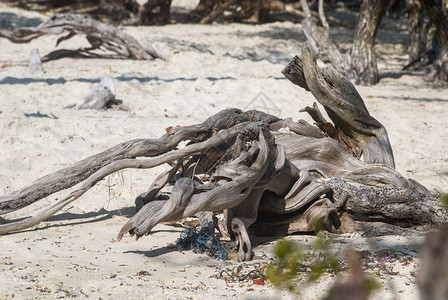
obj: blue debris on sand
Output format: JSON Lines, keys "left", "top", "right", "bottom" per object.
{"left": 176, "top": 227, "right": 229, "bottom": 261}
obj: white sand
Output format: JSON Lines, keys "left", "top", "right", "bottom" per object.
{"left": 0, "top": 3, "right": 447, "bottom": 299}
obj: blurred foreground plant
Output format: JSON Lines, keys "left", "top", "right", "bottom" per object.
{"left": 266, "top": 226, "right": 380, "bottom": 299}
{"left": 265, "top": 233, "right": 341, "bottom": 293}
{"left": 439, "top": 193, "right": 448, "bottom": 212}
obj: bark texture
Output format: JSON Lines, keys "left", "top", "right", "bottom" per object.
{"left": 298, "top": 0, "right": 388, "bottom": 86}
{"left": 1, "top": 45, "right": 446, "bottom": 262}
{"left": 2, "top": 0, "right": 140, "bottom": 24}
{"left": 406, "top": 0, "right": 424, "bottom": 64}
{"left": 419, "top": 0, "right": 448, "bottom": 81}
{"left": 350, "top": 0, "right": 389, "bottom": 85}
{"left": 77, "top": 74, "right": 116, "bottom": 110}
{"left": 0, "top": 13, "right": 165, "bottom": 60}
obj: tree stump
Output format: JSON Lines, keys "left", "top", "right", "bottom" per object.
{"left": 28, "top": 48, "right": 44, "bottom": 76}
{"left": 0, "top": 45, "right": 446, "bottom": 262}
{"left": 77, "top": 74, "right": 116, "bottom": 110}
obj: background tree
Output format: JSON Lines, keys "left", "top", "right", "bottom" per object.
{"left": 3, "top": 0, "right": 448, "bottom": 83}
{"left": 409, "top": 0, "right": 448, "bottom": 81}
{"left": 350, "top": 0, "right": 389, "bottom": 85}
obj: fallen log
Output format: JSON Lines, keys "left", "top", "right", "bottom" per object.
{"left": 2, "top": 0, "right": 140, "bottom": 24}
{"left": 0, "top": 44, "right": 446, "bottom": 262}
{"left": 0, "top": 13, "right": 166, "bottom": 60}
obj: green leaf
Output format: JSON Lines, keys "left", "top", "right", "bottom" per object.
{"left": 313, "top": 217, "right": 326, "bottom": 233}
{"left": 366, "top": 276, "right": 381, "bottom": 293}
{"left": 439, "top": 193, "right": 448, "bottom": 211}
{"left": 312, "top": 236, "right": 326, "bottom": 251}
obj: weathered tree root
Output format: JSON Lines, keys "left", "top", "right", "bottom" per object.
{"left": 0, "top": 13, "right": 166, "bottom": 60}
{"left": 1, "top": 45, "right": 446, "bottom": 262}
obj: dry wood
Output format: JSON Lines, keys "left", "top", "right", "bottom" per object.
{"left": 329, "top": 178, "right": 448, "bottom": 224}
{"left": 0, "top": 45, "right": 446, "bottom": 262}
{"left": 0, "top": 108, "right": 249, "bottom": 215}
{"left": 317, "top": 0, "right": 329, "bottom": 36}
{"left": 77, "top": 74, "right": 116, "bottom": 110}
{"left": 2, "top": 0, "right": 140, "bottom": 24}
{"left": 117, "top": 123, "right": 276, "bottom": 244}
{"left": 282, "top": 45, "right": 395, "bottom": 168}
{"left": 28, "top": 48, "right": 44, "bottom": 75}
{"left": 299, "top": 0, "right": 352, "bottom": 77}
{"left": 0, "top": 13, "right": 165, "bottom": 60}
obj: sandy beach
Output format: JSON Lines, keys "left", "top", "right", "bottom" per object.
{"left": 0, "top": 2, "right": 447, "bottom": 299}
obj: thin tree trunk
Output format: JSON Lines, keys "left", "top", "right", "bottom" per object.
{"left": 318, "top": 0, "right": 329, "bottom": 36}
{"left": 200, "top": 0, "right": 241, "bottom": 24}
{"left": 420, "top": 0, "right": 448, "bottom": 81}
{"left": 350, "top": 0, "right": 389, "bottom": 85}
{"left": 406, "top": 0, "right": 424, "bottom": 63}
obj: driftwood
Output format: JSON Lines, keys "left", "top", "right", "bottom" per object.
{"left": 282, "top": 43, "right": 395, "bottom": 168}
{"left": 28, "top": 48, "right": 44, "bottom": 75}
{"left": 1, "top": 45, "right": 447, "bottom": 261}
{"left": 2, "top": 0, "right": 141, "bottom": 25}
{"left": 299, "top": 0, "right": 387, "bottom": 86}
{"left": 0, "top": 13, "right": 165, "bottom": 61}
{"left": 299, "top": 0, "right": 353, "bottom": 78}
{"left": 77, "top": 74, "right": 116, "bottom": 110}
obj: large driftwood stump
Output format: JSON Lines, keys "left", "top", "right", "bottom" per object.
{"left": 0, "top": 45, "right": 446, "bottom": 262}
{"left": 0, "top": 13, "right": 165, "bottom": 60}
